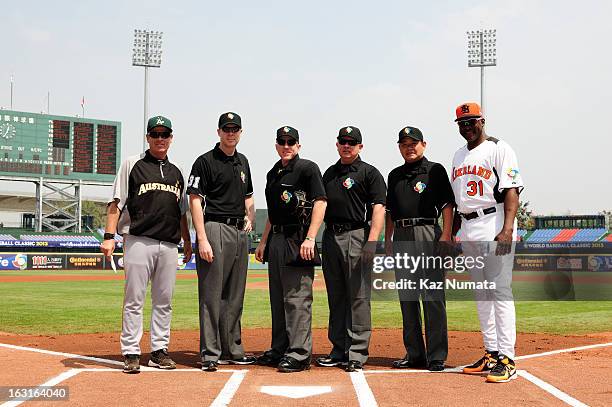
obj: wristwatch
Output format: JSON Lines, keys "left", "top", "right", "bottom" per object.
{"left": 103, "top": 232, "right": 115, "bottom": 241}
{"left": 305, "top": 236, "right": 315, "bottom": 241}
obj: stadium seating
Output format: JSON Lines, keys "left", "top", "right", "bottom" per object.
{"left": 551, "top": 228, "right": 579, "bottom": 242}
{"left": 569, "top": 228, "right": 607, "bottom": 242}
{"left": 0, "top": 234, "right": 17, "bottom": 241}
{"left": 525, "top": 228, "right": 562, "bottom": 242}
{"left": 606, "top": 234, "right": 612, "bottom": 242}
{"left": 20, "top": 234, "right": 100, "bottom": 243}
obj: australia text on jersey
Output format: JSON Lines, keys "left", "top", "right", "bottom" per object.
{"left": 138, "top": 182, "right": 182, "bottom": 200}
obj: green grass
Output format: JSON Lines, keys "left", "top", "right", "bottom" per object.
{"left": 0, "top": 270, "right": 611, "bottom": 335}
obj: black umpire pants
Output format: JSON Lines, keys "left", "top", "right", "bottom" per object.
{"left": 322, "top": 227, "right": 371, "bottom": 364}
{"left": 393, "top": 224, "right": 448, "bottom": 364}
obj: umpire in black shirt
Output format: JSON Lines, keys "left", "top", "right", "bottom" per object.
{"left": 385, "top": 126, "right": 454, "bottom": 372}
{"left": 317, "top": 126, "right": 386, "bottom": 372}
{"left": 187, "top": 112, "right": 256, "bottom": 371}
{"left": 254, "top": 126, "right": 327, "bottom": 373}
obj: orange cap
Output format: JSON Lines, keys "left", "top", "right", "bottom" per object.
{"left": 455, "top": 102, "right": 483, "bottom": 121}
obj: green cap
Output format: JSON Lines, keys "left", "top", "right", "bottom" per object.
{"left": 147, "top": 115, "right": 172, "bottom": 132}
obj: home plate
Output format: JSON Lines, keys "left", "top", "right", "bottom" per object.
{"left": 260, "top": 385, "right": 333, "bottom": 399}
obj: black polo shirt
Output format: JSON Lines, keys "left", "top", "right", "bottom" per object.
{"left": 187, "top": 143, "right": 253, "bottom": 217}
{"left": 265, "top": 155, "right": 326, "bottom": 225}
{"left": 322, "top": 156, "right": 386, "bottom": 224}
{"left": 386, "top": 157, "right": 454, "bottom": 220}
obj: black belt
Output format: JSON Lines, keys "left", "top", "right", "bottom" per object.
{"left": 271, "top": 224, "right": 302, "bottom": 234}
{"left": 394, "top": 218, "right": 437, "bottom": 228}
{"left": 205, "top": 214, "right": 245, "bottom": 229}
{"left": 326, "top": 221, "right": 367, "bottom": 234}
{"left": 459, "top": 206, "right": 497, "bottom": 220}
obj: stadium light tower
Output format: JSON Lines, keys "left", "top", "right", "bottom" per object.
{"left": 467, "top": 29, "right": 496, "bottom": 114}
{"left": 132, "top": 29, "right": 163, "bottom": 152}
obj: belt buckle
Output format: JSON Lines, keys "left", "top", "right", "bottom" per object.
{"left": 272, "top": 225, "right": 280, "bottom": 233}
{"left": 401, "top": 219, "right": 412, "bottom": 228}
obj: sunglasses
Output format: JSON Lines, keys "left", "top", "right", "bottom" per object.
{"left": 457, "top": 118, "right": 482, "bottom": 127}
{"left": 338, "top": 139, "right": 359, "bottom": 146}
{"left": 276, "top": 138, "right": 297, "bottom": 146}
{"left": 222, "top": 126, "right": 241, "bottom": 133}
{"left": 148, "top": 131, "right": 172, "bottom": 139}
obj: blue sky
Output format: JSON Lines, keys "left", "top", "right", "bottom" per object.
{"left": 2, "top": 0, "right": 611, "bottom": 215}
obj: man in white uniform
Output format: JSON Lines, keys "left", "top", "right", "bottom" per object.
{"left": 450, "top": 103, "right": 524, "bottom": 383}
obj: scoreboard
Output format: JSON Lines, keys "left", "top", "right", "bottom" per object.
{"left": 0, "top": 110, "right": 121, "bottom": 183}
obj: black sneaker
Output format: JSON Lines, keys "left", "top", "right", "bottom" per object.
{"left": 391, "top": 358, "right": 427, "bottom": 369}
{"left": 148, "top": 349, "right": 176, "bottom": 370}
{"left": 428, "top": 360, "right": 445, "bottom": 372}
{"left": 123, "top": 354, "right": 140, "bottom": 374}
{"left": 315, "top": 355, "right": 347, "bottom": 367}
{"left": 463, "top": 350, "right": 498, "bottom": 374}
{"left": 218, "top": 356, "right": 257, "bottom": 365}
{"left": 256, "top": 352, "right": 282, "bottom": 367}
{"left": 201, "top": 360, "right": 218, "bottom": 372}
{"left": 277, "top": 356, "right": 311, "bottom": 373}
{"left": 486, "top": 355, "right": 517, "bottom": 383}
{"left": 345, "top": 360, "right": 363, "bottom": 372}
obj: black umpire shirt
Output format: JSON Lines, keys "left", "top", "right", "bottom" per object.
{"left": 322, "top": 156, "right": 387, "bottom": 224}
{"left": 187, "top": 143, "right": 253, "bottom": 217}
{"left": 265, "top": 155, "right": 326, "bottom": 225}
{"left": 386, "top": 157, "right": 454, "bottom": 220}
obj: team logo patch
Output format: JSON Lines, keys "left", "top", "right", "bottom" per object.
{"left": 281, "top": 190, "right": 292, "bottom": 203}
{"left": 346, "top": 127, "right": 352, "bottom": 133}
{"left": 413, "top": 181, "right": 426, "bottom": 193}
{"left": 156, "top": 116, "right": 165, "bottom": 125}
{"left": 461, "top": 104, "right": 470, "bottom": 113}
{"left": 240, "top": 171, "right": 246, "bottom": 183}
{"left": 284, "top": 126, "right": 290, "bottom": 133}
{"left": 507, "top": 168, "right": 520, "bottom": 180}
{"left": 12, "top": 254, "right": 27, "bottom": 270}
{"left": 343, "top": 177, "right": 355, "bottom": 189}
{"left": 227, "top": 113, "right": 234, "bottom": 119}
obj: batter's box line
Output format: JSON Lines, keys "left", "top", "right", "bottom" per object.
{"left": 0, "top": 343, "right": 247, "bottom": 373}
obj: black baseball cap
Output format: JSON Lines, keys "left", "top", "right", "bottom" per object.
{"left": 338, "top": 126, "right": 362, "bottom": 143}
{"left": 398, "top": 126, "right": 424, "bottom": 142}
{"left": 276, "top": 126, "right": 299, "bottom": 141}
{"left": 218, "top": 112, "right": 242, "bottom": 129}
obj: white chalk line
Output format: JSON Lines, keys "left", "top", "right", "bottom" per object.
{"left": 515, "top": 341, "right": 612, "bottom": 361}
{"left": 519, "top": 370, "right": 588, "bottom": 407}
{"left": 1, "top": 368, "right": 81, "bottom": 407}
{"left": 0, "top": 342, "right": 122, "bottom": 366}
{"left": 210, "top": 370, "right": 247, "bottom": 407}
{"left": 350, "top": 370, "right": 378, "bottom": 407}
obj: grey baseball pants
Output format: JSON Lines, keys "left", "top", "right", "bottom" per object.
{"left": 121, "top": 234, "right": 178, "bottom": 355}
{"left": 196, "top": 221, "right": 249, "bottom": 362}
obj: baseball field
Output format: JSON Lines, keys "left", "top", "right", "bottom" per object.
{"left": 1, "top": 268, "right": 611, "bottom": 406}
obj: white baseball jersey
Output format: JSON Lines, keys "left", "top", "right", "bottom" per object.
{"left": 451, "top": 137, "right": 524, "bottom": 214}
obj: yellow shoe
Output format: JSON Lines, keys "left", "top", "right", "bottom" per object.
{"left": 486, "top": 355, "right": 517, "bottom": 383}
{"left": 463, "top": 351, "right": 498, "bottom": 374}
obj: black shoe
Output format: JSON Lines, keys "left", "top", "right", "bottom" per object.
{"left": 201, "top": 360, "right": 218, "bottom": 372}
{"left": 428, "top": 360, "right": 445, "bottom": 372}
{"left": 123, "top": 354, "right": 140, "bottom": 374}
{"left": 277, "top": 356, "right": 311, "bottom": 373}
{"left": 257, "top": 352, "right": 282, "bottom": 367}
{"left": 345, "top": 360, "right": 363, "bottom": 372}
{"left": 391, "top": 358, "right": 427, "bottom": 369}
{"left": 218, "top": 355, "right": 257, "bottom": 365}
{"left": 148, "top": 349, "right": 176, "bottom": 370}
{"left": 315, "top": 355, "right": 347, "bottom": 367}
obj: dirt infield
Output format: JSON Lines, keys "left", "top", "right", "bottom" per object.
{"left": 1, "top": 329, "right": 610, "bottom": 406}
